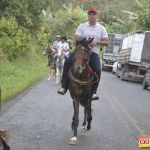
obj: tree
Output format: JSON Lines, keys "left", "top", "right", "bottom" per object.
{"left": 2, "top": 0, "right": 50, "bottom": 32}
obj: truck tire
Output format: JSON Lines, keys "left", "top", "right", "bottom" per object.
{"left": 117, "top": 72, "right": 120, "bottom": 78}
{"left": 143, "top": 80, "right": 148, "bottom": 89}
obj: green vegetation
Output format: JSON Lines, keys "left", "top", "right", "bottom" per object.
{"left": 0, "top": 52, "right": 47, "bottom": 102}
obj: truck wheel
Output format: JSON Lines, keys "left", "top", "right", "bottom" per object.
{"left": 117, "top": 73, "right": 120, "bottom": 78}
{"left": 143, "top": 80, "right": 148, "bottom": 89}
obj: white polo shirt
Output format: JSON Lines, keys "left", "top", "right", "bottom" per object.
{"left": 75, "top": 22, "right": 108, "bottom": 54}
{"left": 52, "top": 40, "right": 60, "bottom": 49}
{"left": 58, "top": 41, "right": 69, "bottom": 56}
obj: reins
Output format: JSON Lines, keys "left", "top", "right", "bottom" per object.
{"left": 69, "top": 66, "right": 99, "bottom": 86}
{"left": 69, "top": 37, "right": 100, "bottom": 85}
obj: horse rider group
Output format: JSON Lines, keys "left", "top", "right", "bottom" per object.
{"left": 51, "top": 35, "right": 71, "bottom": 68}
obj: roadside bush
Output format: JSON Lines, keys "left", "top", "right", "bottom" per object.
{"left": 0, "top": 17, "right": 32, "bottom": 61}
{"left": 36, "top": 26, "right": 49, "bottom": 47}
{"left": 137, "top": 6, "right": 150, "bottom": 30}
{"left": 0, "top": 48, "right": 8, "bottom": 68}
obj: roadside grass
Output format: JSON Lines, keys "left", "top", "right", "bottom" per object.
{"left": 0, "top": 53, "right": 48, "bottom": 102}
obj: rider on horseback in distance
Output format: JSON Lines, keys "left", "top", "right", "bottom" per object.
{"left": 58, "top": 7, "right": 109, "bottom": 100}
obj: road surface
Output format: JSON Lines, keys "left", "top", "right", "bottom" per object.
{"left": 0, "top": 71, "right": 150, "bottom": 150}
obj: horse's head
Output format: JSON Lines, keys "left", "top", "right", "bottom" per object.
{"left": 43, "top": 45, "right": 54, "bottom": 56}
{"left": 72, "top": 38, "right": 94, "bottom": 75}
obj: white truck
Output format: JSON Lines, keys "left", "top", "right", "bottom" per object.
{"left": 118, "top": 31, "right": 150, "bottom": 82}
{"left": 102, "top": 33, "right": 123, "bottom": 71}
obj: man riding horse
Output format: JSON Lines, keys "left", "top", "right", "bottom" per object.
{"left": 58, "top": 36, "right": 70, "bottom": 58}
{"left": 52, "top": 35, "right": 61, "bottom": 68}
{"left": 55, "top": 36, "right": 70, "bottom": 84}
{"left": 58, "top": 7, "right": 109, "bottom": 100}
{"left": 52, "top": 35, "right": 61, "bottom": 50}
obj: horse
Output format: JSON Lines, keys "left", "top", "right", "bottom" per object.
{"left": 43, "top": 45, "right": 56, "bottom": 80}
{"left": 0, "top": 130, "right": 10, "bottom": 150}
{"left": 68, "top": 38, "right": 95, "bottom": 145}
{"left": 55, "top": 47, "right": 65, "bottom": 84}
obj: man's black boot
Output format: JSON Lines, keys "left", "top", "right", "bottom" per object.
{"left": 57, "top": 87, "right": 67, "bottom": 95}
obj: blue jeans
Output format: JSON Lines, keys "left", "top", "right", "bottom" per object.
{"left": 61, "top": 52, "right": 101, "bottom": 94}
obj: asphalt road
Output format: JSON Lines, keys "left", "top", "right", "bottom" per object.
{"left": 0, "top": 71, "right": 150, "bottom": 150}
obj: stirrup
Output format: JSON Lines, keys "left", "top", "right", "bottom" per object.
{"left": 57, "top": 87, "right": 67, "bottom": 95}
{"left": 92, "top": 93, "right": 99, "bottom": 100}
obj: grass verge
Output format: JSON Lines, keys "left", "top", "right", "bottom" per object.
{"left": 0, "top": 53, "right": 48, "bottom": 103}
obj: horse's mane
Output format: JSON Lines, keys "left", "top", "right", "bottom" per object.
{"left": 45, "top": 46, "right": 55, "bottom": 55}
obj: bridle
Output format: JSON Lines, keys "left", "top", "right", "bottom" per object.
{"left": 69, "top": 38, "right": 99, "bottom": 85}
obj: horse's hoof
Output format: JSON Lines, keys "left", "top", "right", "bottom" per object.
{"left": 68, "top": 136, "right": 77, "bottom": 145}
{"left": 80, "top": 126, "right": 88, "bottom": 133}
{"left": 87, "top": 125, "right": 91, "bottom": 130}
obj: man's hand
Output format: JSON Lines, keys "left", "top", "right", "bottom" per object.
{"left": 90, "top": 38, "right": 109, "bottom": 47}
{"left": 90, "top": 40, "right": 98, "bottom": 47}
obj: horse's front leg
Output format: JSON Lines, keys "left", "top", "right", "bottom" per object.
{"left": 54, "top": 65, "right": 56, "bottom": 77}
{"left": 48, "top": 66, "right": 51, "bottom": 80}
{"left": 69, "top": 98, "right": 79, "bottom": 145}
{"left": 82, "top": 107, "right": 87, "bottom": 126}
{"left": 56, "top": 66, "right": 60, "bottom": 84}
{"left": 86, "top": 99, "right": 92, "bottom": 130}
{"left": 80, "top": 107, "right": 88, "bottom": 134}
{"left": 60, "top": 59, "right": 64, "bottom": 83}
{"left": 71, "top": 101, "right": 75, "bottom": 130}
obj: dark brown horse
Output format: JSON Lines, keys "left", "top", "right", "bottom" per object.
{"left": 68, "top": 38, "right": 94, "bottom": 145}
{"left": 0, "top": 130, "right": 10, "bottom": 150}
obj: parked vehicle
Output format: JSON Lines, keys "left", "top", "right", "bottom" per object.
{"left": 143, "top": 70, "right": 150, "bottom": 89}
{"left": 102, "top": 33, "right": 123, "bottom": 71}
{"left": 118, "top": 31, "right": 150, "bottom": 82}
{"left": 112, "top": 61, "right": 121, "bottom": 77}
